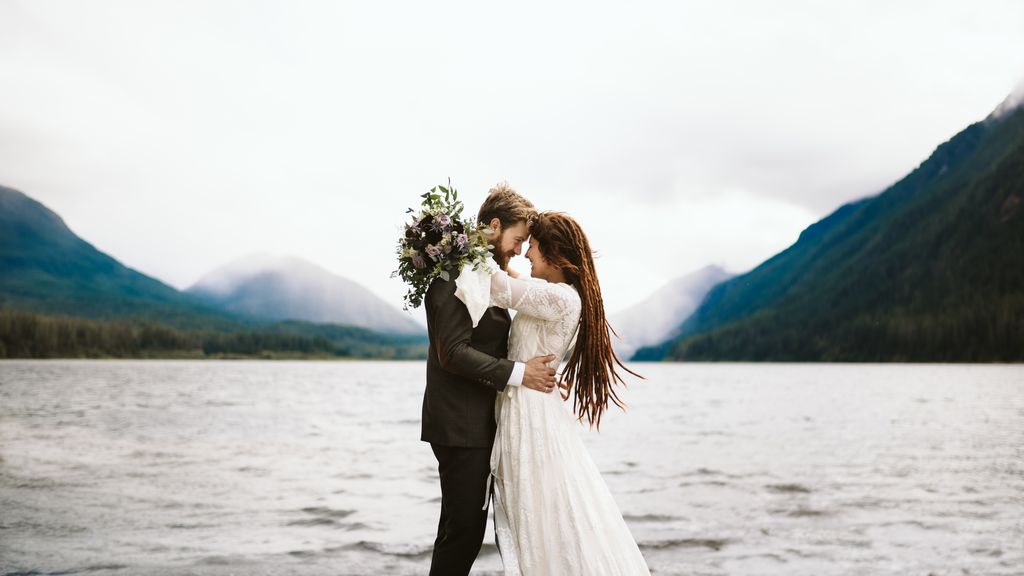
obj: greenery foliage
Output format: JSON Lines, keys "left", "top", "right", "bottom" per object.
{"left": 0, "top": 309, "right": 427, "bottom": 360}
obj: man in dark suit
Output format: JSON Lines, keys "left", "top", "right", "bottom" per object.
{"left": 423, "top": 183, "right": 557, "bottom": 576}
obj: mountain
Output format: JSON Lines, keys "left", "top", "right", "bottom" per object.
{"left": 0, "top": 185, "right": 238, "bottom": 329}
{"left": 187, "top": 253, "right": 423, "bottom": 335}
{"left": 638, "top": 92, "right": 1024, "bottom": 362}
{"left": 610, "top": 265, "right": 732, "bottom": 360}
{"left": 0, "top": 185, "right": 426, "bottom": 358}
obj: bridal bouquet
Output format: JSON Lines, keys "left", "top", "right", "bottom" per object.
{"left": 393, "top": 182, "right": 495, "bottom": 309}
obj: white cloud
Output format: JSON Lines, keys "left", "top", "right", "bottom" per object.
{"left": 541, "top": 186, "right": 819, "bottom": 313}
{"left": 1, "top": 0, "right": 1022, "bottom": 317}
{"left": 991, "top": 76, "right": 1024, "bottom": 119}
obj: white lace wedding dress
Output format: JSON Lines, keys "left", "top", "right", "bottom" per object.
{"left": 486, "top": 269, "right": 650, "bottom": 576}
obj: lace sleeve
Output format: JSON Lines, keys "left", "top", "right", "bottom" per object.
{"left": 489, "top": 269, "right": 578, "bottom": 321}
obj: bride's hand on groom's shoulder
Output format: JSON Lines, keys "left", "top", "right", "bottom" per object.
{"left": 522, "top": 354, "right": 557, "bottom": 393}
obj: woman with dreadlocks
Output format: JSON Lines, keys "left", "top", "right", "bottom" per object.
{"left": 482, "top": 211, "right": 650, "bottom": 575}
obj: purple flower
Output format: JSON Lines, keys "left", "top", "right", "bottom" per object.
{"left": 456, "top": 233, "right": 468, "bottom": 248}
{"left": 412, "top": 253, "right": 427, "bottom": 269}
{"left": 430, "top": 213, "right": 451, "bottom": 232}
{"left": 425, "top": 244, "right": 442, "bottom": 258}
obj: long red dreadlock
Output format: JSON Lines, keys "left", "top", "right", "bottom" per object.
{"left": 529, "top": 211, "right": 643, "bottom": 429}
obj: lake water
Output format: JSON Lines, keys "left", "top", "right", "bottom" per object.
{"left": 0, "top": 360, "right": 1021, "bottom": 576}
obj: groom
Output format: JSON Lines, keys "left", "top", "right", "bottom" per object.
{"left": 422, "top": 182, "right": 557, "bottom": 576}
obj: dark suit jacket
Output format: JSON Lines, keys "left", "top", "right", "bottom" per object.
{"left": 421, "top": 269, "right": 515, "bottom": 448}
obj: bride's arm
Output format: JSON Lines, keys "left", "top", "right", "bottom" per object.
{"left": 490, "top": 268, "right": 576, "bottom": 321}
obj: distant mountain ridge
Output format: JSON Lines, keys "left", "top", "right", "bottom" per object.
{"left": 0, "top": 185, "right": 236, "bottom": 329}
{"left": 187, "top": 254, "right": 423, "bottom": 335}
{"left": 637, "top": 93, "right": 1024, "bottom": 361}
{"left": 0, "top": 185, "right": 426, "bottom": 359}
{"left": 611, "top": 265, "right": 732, "bottom": 360}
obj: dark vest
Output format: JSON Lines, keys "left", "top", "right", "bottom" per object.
{"left": 421, "top": 271, "right": 514, "bottom": 448}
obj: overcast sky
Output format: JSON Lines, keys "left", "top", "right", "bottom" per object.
{"left": 2, "top": 1, "right": 1023, "bottom": 320}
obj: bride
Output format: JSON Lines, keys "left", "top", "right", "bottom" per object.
{"left": 480, "top": 211, "right": 650, "bottom": 575}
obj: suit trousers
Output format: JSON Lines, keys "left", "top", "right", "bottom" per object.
{"left": 429, "top": 443, "right": 492, "bottom": 576}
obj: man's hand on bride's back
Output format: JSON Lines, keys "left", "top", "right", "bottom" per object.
{"left": 523, "top": 354, "right": 557, "bottom": 393}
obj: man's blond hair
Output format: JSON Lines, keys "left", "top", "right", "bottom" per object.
{"left": 477, "top": 182, "right": 537, "bottom": 230}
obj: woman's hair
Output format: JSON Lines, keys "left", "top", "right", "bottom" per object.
{"left": 530, "top": 211, "right": 642, "bottom": 429}
{"left": 477, "top": 182, "right": 538, "bottom": 230}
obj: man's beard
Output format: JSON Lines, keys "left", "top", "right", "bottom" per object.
{"left": 490, "top": 232, "right": 512, "bottom": 270}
